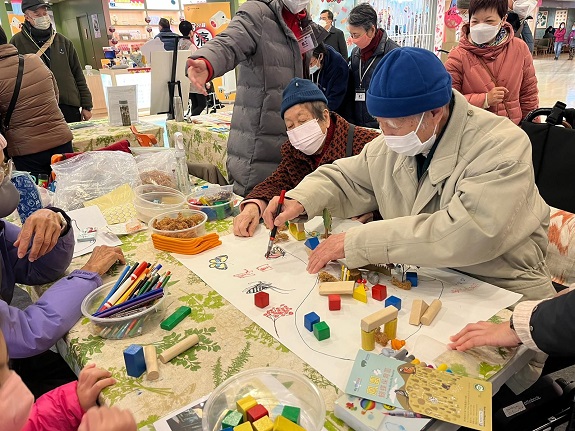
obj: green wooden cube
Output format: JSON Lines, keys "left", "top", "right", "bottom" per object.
{"left": 222, "top": 410, "right": 244, "bottom": 429}
{"left": 282, "top": 405, "right": 301, "bottom": 424}
{"left": 313, "top": 321, "right": 330, "bottom": 341}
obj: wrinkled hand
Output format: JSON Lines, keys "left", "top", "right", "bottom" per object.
{"left": 233, "top": 203, "right": 261, "bottom": 237}
{"left": 486, "top": 86, "right": 509, "bottom": 106}
{"left": 78, "top": 406, "right": 136, "bottom": 431}
{"left": 186, "top": 59, "right": 209, "bottom": 95}
{"left": 81, "top": 246, "right": 125, "bottom": 276}
{"left": 351, "top": 212, "right": 374, "bottom": 224}
{"left": 81, "top": 109, "right": 93, "bottom": 121}
{"left": 448, "top": 321, "right": 522, "bottom": 352}
{"left": 14, "top": 209, "right": 63, "bottom": 262}
{"left": 77, "top": 364, "right": 116, "bottom": 411}
{"left": 307, "top": 232, "right": 346, "bottom": 274}
{"left": 262, "top": 197, "right": 304, "bottom": 230}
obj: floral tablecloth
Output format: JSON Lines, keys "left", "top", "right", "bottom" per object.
{"left": 25, "top": 214, "right": 522, "bottom": 430}
{"left": 166, "top": 113, "right": 231, "bottom": 180}
{"left": 70, "top": 119, "right": 164, "bottom": 152}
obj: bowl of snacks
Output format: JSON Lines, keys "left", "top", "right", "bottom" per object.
{"left": 202, "top": 368, "right": 325, "bottom": 431}
{"left": 133, "top": 184, "right": 186, "bottom": 223}
{"left": 149, "top": 209, "right": 208, "bottom": 238}
{"left": 187, "top": 185, "right": 236, "bottom": 221}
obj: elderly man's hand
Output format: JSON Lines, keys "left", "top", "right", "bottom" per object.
{"left": 307, "top": 232, "right": 346, "bottom": 274}
{"left": 81, "top": 246, "right": 125, "bottom": 276}
{"left": 81, "top": 109, "right": 93, "bottom": 121}
{"left": 262, "top": 197, "right": 304, "bottom": 229}
{"left": 78, "top": 406, "right": 136, "bottom": 431}
{"left": 13, "top": 209, "right": 64, "bottom": 262}
{"left": 186, "top": 59, "right": 209, "bottom": 95}
{"left": 233, "top": 203, "right": 261, "bottom": 237}
{"left": 448, "top": 321, "right": 522, "bottom": 351}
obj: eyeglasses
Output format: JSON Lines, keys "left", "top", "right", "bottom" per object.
{"left": 0, "top": 159, "right": 14, "bottom": 184}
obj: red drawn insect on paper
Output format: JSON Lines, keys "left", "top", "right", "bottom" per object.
{"left": 233, "top": 269, "right": 255, "bottom": 279}
{"left": 263, "top": 304, "right": 293, "bottom": 336}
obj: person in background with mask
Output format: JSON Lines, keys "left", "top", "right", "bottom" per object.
{"left": 568, "top": 24, "right": 575, "bottom": 60}
{"left": 233, "top": 78, "right": 379, "bottom": 237}
{"left": 319, "top": 10, "right": 348, "bottom": 60}
{"left": 10, "top": 0, "right": 92, "bottom": 123}
{"left": 309, "top": 43, "right": 349, "bottom": 112}
{"left": 0, "top": 134, "right": 125, "bottom": 397}
{"left": 186, "top": 0, "right": 328, "bottom": 196}
{"left": 507, "top": 0, "right": 536, "bottom": 52}
{"left": 553, "top": 22, "right": 567, "bottom": 60}
{"left": 0, "top": 329, "right": 137, "bottom": 431}
{"left": 445, "top": 0, "right": 538, "bottom": 125}
{"left": 345, "top": 4, "right": 399, "bottom": 129}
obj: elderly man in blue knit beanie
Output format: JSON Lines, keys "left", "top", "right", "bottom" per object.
{"left": 263, "top": 48, "right": 554, "bottom": 305}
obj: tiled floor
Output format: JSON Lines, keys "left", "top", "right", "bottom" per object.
{"left": 533, "top": 53, "right": 575, "bottom": 108}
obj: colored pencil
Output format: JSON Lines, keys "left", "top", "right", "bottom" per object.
{"left": 96, "top": 264, "right": 131, "bottom": 311}
{"left": 101, "top": 261, "right": 148, "bottom": 310}
{"left": 93, "top": 289, "right": 164, "bottom": 318}
{"left": 115, "top": 268, "right": 150, "bottom": 305}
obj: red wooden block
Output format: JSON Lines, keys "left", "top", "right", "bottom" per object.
{"left": 247, "top": 404, "right": 269, "bottom": 423}
{"left": 328, "top": 294, "right": 341, "bottom": 311}
{"left": 255, "top": 291, "right": 269, "bottom": 308}
{"left": 372, "top": 284, "right": 387, "bottom": 301}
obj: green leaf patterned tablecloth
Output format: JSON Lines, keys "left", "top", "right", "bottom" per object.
{"left": 70, "top": 119, "right": 164, "bottom": 152}
{"left": 166, "top": 114, "right": 231, "bottom": 180}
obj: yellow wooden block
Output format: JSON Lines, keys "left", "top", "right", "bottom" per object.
{"left": 253, "top": 416, "right": 274, "bottom": 431}
{"left": 352, "top": 285, "right": 368, "bottom": 303}
{"left": 361, "top": 329, "right": 375, "bottom": 351}
{"left": 289, "top": 222, "right": 306, "bottom": 241}
{"left": 235, "top": 422, "right": 254, "bottom": 431}
{"left": 383, "top": 318, "right": 397, "bottom": 339}
{"left": 273, "top": 416, "right": 306, "bottom": 431}
{"left": 237, "top": 395, "right": 258, "bottom": 421}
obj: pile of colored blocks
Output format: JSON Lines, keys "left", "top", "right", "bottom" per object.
{"left": 222, "top": 395, "right": 306, "bottom": 431}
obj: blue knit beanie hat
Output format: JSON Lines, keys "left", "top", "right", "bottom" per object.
{"left": 366, "top": 48, "right": 452, "bottom": 119}
{"left": 281, "top": 78, "right": 328, "bottom": 118}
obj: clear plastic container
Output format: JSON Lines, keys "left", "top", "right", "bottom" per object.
{"left": 81, "top": 281, "right": 167, "bottom": 340}
{"left": 202, "top": 368, "right": 326, "bottom": 431}
{"left": 149, "top": 209, "right": 207, "bottom": 238}
{"left": 187, "top": 185, "right": 235, "bottom": 221}
{"left": 133, "top": 184, "right": 186, "bottom": 223}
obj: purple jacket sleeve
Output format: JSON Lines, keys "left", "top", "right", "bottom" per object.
{"left": 2, "top": 269, "right": 102, "bottom": 359}
{"left": 22, "top": 381, "right": 84, "bottom": 431}
{"left": 3, "top": 221, "right": 74, "bottom": 285}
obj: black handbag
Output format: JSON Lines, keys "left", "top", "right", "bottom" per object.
{"left": 522, "top": 101, "right": 575, "bottom": 213}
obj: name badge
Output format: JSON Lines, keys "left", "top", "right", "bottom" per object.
{"left": 355, "top": 90, "right": 366, "bottom": 102}
{"left": 298, "top": 26, "right": 317, "bottom": 54}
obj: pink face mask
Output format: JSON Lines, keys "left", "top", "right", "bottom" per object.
{"left": 351, "top": 32, "right": 373, "bottom": 50}
{"left": 0, "top": 372, "right": 34, "bottom": 431}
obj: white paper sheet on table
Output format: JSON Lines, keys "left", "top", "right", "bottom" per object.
{"left": 68, "top": 206, "right": 122, "bottom": 258}
{"left": 174, "top": 218, "right": 522, "bottom": 391}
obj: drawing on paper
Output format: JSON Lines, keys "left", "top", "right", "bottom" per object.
{"left": 243, "top": 281, "right": 293, "bottom": 295}
{"left": 233, "top": 269, "right": 255, "bottom": 278}
{"left": 266, "top": 246, "right": 286, "bottom": 259}
{"left": 209, "top": 255, "right": 228, "bottom": 270}
{"left": 263, "top": 304, "right": 293, "bottom": 336}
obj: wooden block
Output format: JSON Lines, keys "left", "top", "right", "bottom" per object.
{"left": 361, "top": 329, "right": 375, "bottom": 351}
{"left": 247, "top": 404, "right": 269, "bottom": 423}
{"left": 234, "top": 422, "right": 254, "bottom": 431}
{"left": 123, "top": 344, "right": 146, "bottom": 378}
{"left": 385, "top": 295, "right": 402, "bottom": 310}
{"left": 304, "top": 312, "right": 320, "bottom": 332}
{"left": 319, "top": 281, "right": 355, "bottom": 295}
{"left": 273, "top": 415, "right": 306, "bottom": 431}
{"left": 372, "top": 284, "right": 387, "bottom": 301}
{"left": 237, "top": 395, "right": 258, "bottom": 422}
{"left": 254, "top": 291, "right": 269, "bottom": 308}
{"left": 328, "top": 294, "right": 341, "bottom": 311}
{"left": 253, "top": 416, "right": 274, "bottom": 431}
{"left": 409, "top": 299, "right": 429, "bottom": 326}
{"left": 289, "top": 222, "right": 306, "bottom": 241}
{"left": 223, "top": 410, "right": 244, "bottom": 429}
{"left": 159, "top": 333, "right": 200, "bottom": 363}
{"left": 361, "top": 306, "right": 399, "bottom": 332}
{"left": 143, "top": 345, "right": 159, "bottom": 381}
{"left": 352, "top": 284, "right": 368, "bottom": 303}
{"left": 384, "top": 318, "right": 397, "bottom": 339}
{"left": 420, "top": 299, "right": 442, "bottom": 326}
{"left": 282, "top": 405, "right": 301, "bottom": 424}
{"left": 313, "top": 321, "right": 330, "bottom": 341}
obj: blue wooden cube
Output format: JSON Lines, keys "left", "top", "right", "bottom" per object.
{"left": 304, "top": 237, "right": 320, "bottom": 251}
{"left": 385, "top": 295, "right": 402, "bottom": 311}
{"left": 123, "top": 344, "right": 146, "bottom": 378}
{"left": 304, "top": 312, "right": 320, "bottom": 332}
{"left": 405, "top": 272, "right": 418, "bottom": 287}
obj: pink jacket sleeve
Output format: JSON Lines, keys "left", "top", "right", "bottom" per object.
{"left": 445, "top": 48, "right": 486, "bottom": 108}
{"left": 22, "top": 382, "right": 85, "bottom": 431}
{"left": 519, "top": 42, "right": 539, "bottom": 119}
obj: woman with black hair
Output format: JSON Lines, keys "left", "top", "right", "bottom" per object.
{"left": 309, "top": 43, "right": 349, "bottom": 112}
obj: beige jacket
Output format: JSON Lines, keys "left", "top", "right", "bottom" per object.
{"left": 287, "top": 90, "right": 555, "bottom": 302}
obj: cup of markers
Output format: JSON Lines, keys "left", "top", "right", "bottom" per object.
{"left": 81, "top": 262, "right": 171, "bottom": 339}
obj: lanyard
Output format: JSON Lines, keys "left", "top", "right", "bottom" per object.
{"left": 358, "top": 57, "right": 377, "bottom": 88}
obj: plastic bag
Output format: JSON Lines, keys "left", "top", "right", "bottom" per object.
{"left": 135, "top": 149, "right": 178, "bottom": 189}
{"left": 52, "top": 151, "right": 141, "bottom": 211}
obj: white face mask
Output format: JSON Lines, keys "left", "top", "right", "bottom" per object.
{"left": 309, "top": 64, "right": 320, "bottom": 75}
{"left": 470, "top": 22, "right": 501, "bottom": 44}
{"left": 319, "top": 19, "right": 328, "bottom": 28}
{"left": 287, "top": 119, "right": 326, "bottom": 155}
{"left": 30, "top": 15, "right": 51, "bottom": 30}
{"left": 512, "top": 0, "right": 536, "bottom": 19}
{"left": 283, "top": 0, "right": 309, "bottom": 14}
{"left": 382, "top": 113, "right": 437, "bottom": 157}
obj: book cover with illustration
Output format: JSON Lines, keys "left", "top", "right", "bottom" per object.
{"left": 345, "top": 351, "right": 492, "bottom": 431}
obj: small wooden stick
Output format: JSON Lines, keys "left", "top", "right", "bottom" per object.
{"left": 158, "top": 334, "right": 200, "bottom": 364}
{"left": 144, "top": 345, "right": 159, "bottom": 380}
